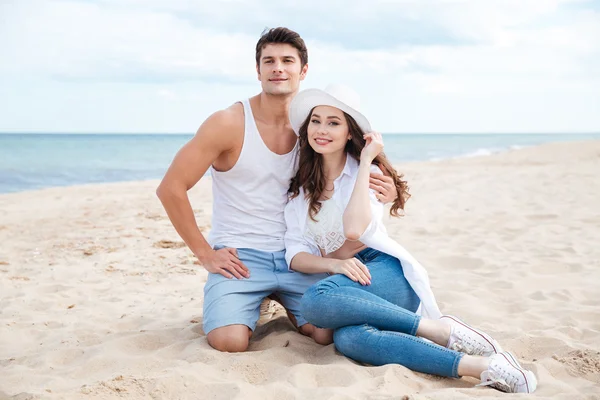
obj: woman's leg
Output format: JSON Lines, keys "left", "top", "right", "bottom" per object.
{"left": 333, "top": 324, "right": 465, "bottom": 378}
{"left": 303, "top": 249, "right": 535, "bottom": 391}
{"left": 302, "top": 249, "right": 496, "bottom": 351}
{"left": 333, "top": 324, "right": 492, "bottom": 379}
{"left": 301, "top": 249, "right": 422, "bottom": 334}
{"left": 301, "top": 249, "right": 471, "bottom": 378}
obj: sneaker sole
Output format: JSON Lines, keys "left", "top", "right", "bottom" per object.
{"left": 441, "top": 315, "right": 503, "bottom": 356}
{"left": 500, "top": 351, "right": 538, "bottom": 393}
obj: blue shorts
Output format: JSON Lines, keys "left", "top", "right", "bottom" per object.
{"left": 202, "top": 246, "right": 328, "bottom": 334}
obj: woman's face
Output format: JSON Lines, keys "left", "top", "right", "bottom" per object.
{"left": 307, "top": 105, "right": 351, "bottom": 156}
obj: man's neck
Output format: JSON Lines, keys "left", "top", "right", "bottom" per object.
{"left": 254, "top": 91, "right": 296, "bottom": 126}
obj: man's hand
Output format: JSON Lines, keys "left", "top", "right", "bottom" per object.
{"left": 329, "top": 258, "right": 371, "bottom": 286}
{"left": 199, "top": 248, "right": 250, "bottom": 279}
{"left": 369, "top": 172, "right": 396, "bottom": 203}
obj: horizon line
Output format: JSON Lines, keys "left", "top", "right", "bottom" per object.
{"left": 1, "top": 131, "right": 600, "bottom": 135}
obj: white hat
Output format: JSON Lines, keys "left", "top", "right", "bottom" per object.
{"left": 289, "top": 84, "right": 372, "bottom": 136}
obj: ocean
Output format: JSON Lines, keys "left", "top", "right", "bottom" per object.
{"left": 1, "top": 133, "right": 599, "bottom": 194}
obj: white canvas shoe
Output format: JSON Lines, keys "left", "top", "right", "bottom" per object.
{"left": 478, "top": 351, "right": 538, "bottom": 393}
{"left": 441, "top": 315, "right": 503, "bottom": 357}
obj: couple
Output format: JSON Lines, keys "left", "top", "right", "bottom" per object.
{"left": 157, "top": 27, "right": 537, "bottom": 394}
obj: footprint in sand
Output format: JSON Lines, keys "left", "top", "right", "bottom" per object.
{"left": 288, "top": 364, "right": 358, "bottom": 387}
{"left": 553, "top": 349, "right": 600, "bottom": 382}
{"left": 111, "top": 332, "right": 172, "bottom": 354}
{"left": 44, "top": 348, "right": 85, "bottom": 367}
{"left": 2, "top": 392, "right": 41, "bottom": 400}
{"left": 144, "top": 213, "right": 164, "bottom": 220}
{"left": 528, "top": 291, "right": 547, "bottom": 301}
{"left": 434, "top": 256, "right": 484, "bottom": 271}
{"left": 527, "top": 213, "right": 558, "bottom": 221}
{"left": 153, "top": 240, "right": 186, "bottom": 249}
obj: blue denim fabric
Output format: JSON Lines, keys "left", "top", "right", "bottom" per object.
{"left": 301, "top": 247, "right": 463, "bottom": 378}
{"left": 203, "top": 246, "right": 328, "bottom": 334}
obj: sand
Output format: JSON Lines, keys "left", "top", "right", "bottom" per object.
{"left": 1, "top": 140, "right": 599, "bottom": 399}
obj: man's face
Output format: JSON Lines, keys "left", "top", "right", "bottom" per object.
{"left": 257, "top": 43, "right": 308, "bottom": 96}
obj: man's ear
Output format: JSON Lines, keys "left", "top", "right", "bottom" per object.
{"left": 300, "top": 63, "right": 308, "bottom": 80}
{"left": 256, "top": 64, "right": 261, "bottom": 81}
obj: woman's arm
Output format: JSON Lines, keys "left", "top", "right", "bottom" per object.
{"left": 283, "top": 195, "right": 321, "bottom": 267}
{"left": 343, "top": 131, "right": 384, "bottom": 240}
{"left": 284, "top": 196, "right": 371, "bottom": 285}
{"left": 290, "top": 252, "right": 372, "bottom": 286}
{"left": 342, "top": 162, "right": 373, "bottom": 240}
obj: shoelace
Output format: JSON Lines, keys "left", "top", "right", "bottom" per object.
{"left": 477, "top": 366, "right": 521, "bottom": 393}
{"left": 451, "top": 331, "right": 488, "bottom": 356}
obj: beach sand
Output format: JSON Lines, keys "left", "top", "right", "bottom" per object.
{"left": 1, "top": 140, "right": 599, "bottom": 399}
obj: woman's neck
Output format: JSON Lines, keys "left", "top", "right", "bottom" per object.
{"left": 321, "top": 151, "right": 347, "bottom": 181}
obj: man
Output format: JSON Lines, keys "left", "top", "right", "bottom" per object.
{"left": 157, "top": 27, "right": 395, "bottom": 352}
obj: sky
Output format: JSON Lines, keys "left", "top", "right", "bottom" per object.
{"left": 0, "top": 0, "right": 599, "bottom": 134}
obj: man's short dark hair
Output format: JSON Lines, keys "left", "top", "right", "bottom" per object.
{"left": 255, "top": 27, "right": 308, "bottom": 69}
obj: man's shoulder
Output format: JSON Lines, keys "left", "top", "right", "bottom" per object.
{"left": 204, "top": 102, "right": 244, "bottom": 132}
{"left": 194, "top": 103, "right": 245, "bottom": 151}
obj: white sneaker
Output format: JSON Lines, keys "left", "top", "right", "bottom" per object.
{"left": 441, "top": 315, "right": 503, "bottom": 357}
{"left": 478, "top": 351, "right": 538, "bottom": 393}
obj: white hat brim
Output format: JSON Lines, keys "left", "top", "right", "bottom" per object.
{"left": 289, "top": 89, "right": 372, "bottom": 136}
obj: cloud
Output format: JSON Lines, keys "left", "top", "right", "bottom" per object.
{"left": 0, "top": 0, "right": 258, "bottom": 83}
{"left": 64, "top": 0, "right": 476, "bottom": 49}
{"left": 0, "top": 0, "right": 598, "bottom": 133}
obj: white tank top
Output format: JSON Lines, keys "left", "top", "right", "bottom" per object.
{"left": 207, "top": 99, "right": 299, "bottom": 252}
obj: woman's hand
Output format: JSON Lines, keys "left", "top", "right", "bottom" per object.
{"left": 329, "top": 258, "right": 371, "bottom": 286}
{"left": 360, "top": 131, "right": 384, "bottom": 162}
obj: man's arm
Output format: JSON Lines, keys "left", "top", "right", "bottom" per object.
{"left": 156, "top": 105, "right": 249, "bottom": 279}
{"left": 369, "top": 168, "right": 396, "bottom": 203}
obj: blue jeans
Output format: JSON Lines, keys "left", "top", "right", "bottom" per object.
{"left": 300, "top": 248, "right": 463, "bottom": 378}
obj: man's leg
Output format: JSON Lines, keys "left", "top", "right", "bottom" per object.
{"left": 298, "top": 323, "right": 334, "bottom": 345}
{"left": 203, "top": 247, "right": 276, "bottom": 352}
{"left": 207, "top": 325, "right": 253, "bottom": 353}
{"left": 267, "top": 292, "right": 333, "bottom": 344}
{"left": 271, "top": 251, "right": 334, "bottom": 345}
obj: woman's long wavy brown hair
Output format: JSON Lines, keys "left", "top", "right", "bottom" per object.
{"left": 288, "top": 108, "right": 411, "bottom": 220}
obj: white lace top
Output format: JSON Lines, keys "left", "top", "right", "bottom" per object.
{"left": 304, "top": 198, "right": 346, "bottom": 255}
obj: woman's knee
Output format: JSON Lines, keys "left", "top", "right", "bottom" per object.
{"left": 300, "top": 281, "right": 333, "bottom": 322}
{"left": 333, "top": 325, "right": 369, "bottom": 356}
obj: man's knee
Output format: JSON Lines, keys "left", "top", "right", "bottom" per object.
{"left": 207, "top": 325, "right": 252, "bottom": 353}
{"left": 312, "top": 328, "right": 334, "bottom": 345}
{"left": 300, "top": 323, "right": 334, "bottom": 345}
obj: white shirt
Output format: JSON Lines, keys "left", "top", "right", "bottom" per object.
{"left": 284, "top": 155, "right": 442, "bottom": 319}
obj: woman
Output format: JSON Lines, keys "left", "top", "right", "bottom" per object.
{"left": 283, "top": 84, "right": 537, "bottom": 394}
